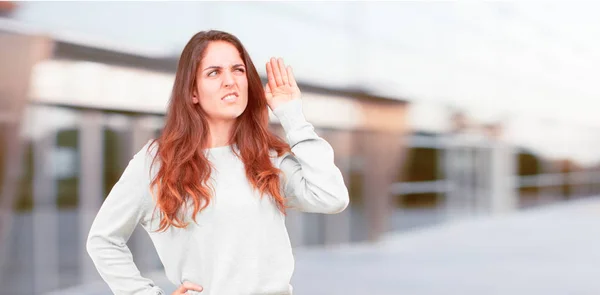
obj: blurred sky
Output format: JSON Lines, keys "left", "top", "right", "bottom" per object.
{"left": 4, "top": 1, "right": 600, "bottom": 164}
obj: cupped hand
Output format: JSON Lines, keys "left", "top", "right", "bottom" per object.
{"left": 264, "top": 57, "right": 301, "bottom": 111}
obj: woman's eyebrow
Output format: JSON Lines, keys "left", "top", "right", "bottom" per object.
{"left": 203, "top": 65, "right": 221, "bottom": 71}
{"left": 203, "top": 64, "right": 245, "bottom": 71}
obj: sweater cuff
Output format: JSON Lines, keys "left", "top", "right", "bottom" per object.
{"left": 272, "top": 99, "right": 307, "bottom": 134}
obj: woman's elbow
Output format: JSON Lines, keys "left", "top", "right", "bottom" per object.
{"left": 86, "top": 234, "right": 99, "bottom": 257}
{"left": 324, "top": 189, "right": 350, "bottom": 214}
{"left": 86, "top": 232, "right": 108, "bottom": 260}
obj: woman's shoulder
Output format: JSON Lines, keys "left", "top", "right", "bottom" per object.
{"left": 141, "top": 139, "right": 159, "bottom": 158}
{"left": 128, "top": 139, "right": 160, "bottom": 176}
{"left": 131, "top": 139, "right": 158, "bottom": 162}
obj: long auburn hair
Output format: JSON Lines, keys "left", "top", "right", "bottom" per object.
{"left": 148, "top": 30, "right": 292, "bottom": 232}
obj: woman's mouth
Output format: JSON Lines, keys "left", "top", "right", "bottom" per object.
{"left": 222, "top": 93, "right": 238, "bottom": 103}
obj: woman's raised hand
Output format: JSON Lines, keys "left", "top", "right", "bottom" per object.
{"left": 265, "top": 57, "right": 301, "bottom": 111}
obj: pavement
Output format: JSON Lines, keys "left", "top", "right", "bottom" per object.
{"left": 42, "top": 197, "right": 600, "bottom": 295}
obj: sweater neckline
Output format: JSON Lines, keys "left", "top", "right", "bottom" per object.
{"left": 204, "top": 143, "right": 237, "bottom": 157}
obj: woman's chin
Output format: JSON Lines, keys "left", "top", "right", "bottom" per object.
{"left": 221, "top": 111, "right": 245, "bottom": 121}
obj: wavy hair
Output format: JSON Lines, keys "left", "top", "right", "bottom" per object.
{"left": 148, "top": 30, "right": 292, "bottom": 232}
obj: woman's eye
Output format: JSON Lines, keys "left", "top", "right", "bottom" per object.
{"left": 208, "top": 71, "right": 218, "bottom": 77}
{"left": 235, "top": 68, "right": 245, "bottom": 73}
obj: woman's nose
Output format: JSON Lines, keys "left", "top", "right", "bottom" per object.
{"left": 222, "top": 71, "right": 234, "bottom": 88}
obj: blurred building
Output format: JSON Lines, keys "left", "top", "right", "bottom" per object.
{"left": 2, "top": 2, "right": 600, "bottom": 295}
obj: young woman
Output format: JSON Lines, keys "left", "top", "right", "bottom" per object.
{"left": 86, "top": 30, "right": 349, "bottom": 295}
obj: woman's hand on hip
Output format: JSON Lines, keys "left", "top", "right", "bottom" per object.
{"left": 265, "top": 57, "right": 301, "bottom": 111}
{"left": 171, "top": 281, "right": 203, "bottom": 294}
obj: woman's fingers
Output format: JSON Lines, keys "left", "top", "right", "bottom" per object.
{"left": 182, "top": 281, "right": 203, "bottom": 292}
{"left": 277, "top": 58, "right": 289, "bottom": 85}
{"left": 270, "top": 57, "right": 284, "bottom": 86}
{"left": 286, "top": 65, "right": 297, "bottom": 88}
{"left": 174, "top": 281, "right": 203, "bottom": 294}
{"left": 267, "top": 56, "right": 295, "bottom": 89}
{"left": 266, "top": 61, "right": 277, "bottom": 91}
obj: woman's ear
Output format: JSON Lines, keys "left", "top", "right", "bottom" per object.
{"left": 192, "top": 88, "right": 199, "bottom": 104}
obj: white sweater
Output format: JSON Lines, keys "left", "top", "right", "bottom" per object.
{"left": 86, "top": 99, "right": 350, "bottom": 295}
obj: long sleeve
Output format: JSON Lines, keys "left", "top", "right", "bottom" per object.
{"left": 273, "top": 99, "right": 350, "bottom": 214}
{"left": 86, "top": 143, "right": 165, "bottom": 295}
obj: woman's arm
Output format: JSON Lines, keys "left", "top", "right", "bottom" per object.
{"left": 86, "top": 142, "right": 165, "bottom": 295}
{"left": 273, "top": 99, "right": 350, "bottom": 214}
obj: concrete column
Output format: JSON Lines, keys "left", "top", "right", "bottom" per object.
{"left": 465, "top": 145, "right": 477, "bottom": 216}
{"left": 489, "top": 141, "right": 509, "bottom": 214}
{"left": 473, "top": 143, "right": 488, "bottom": 215}
{"left": 435, "top": 138, "right": 448, "bottom": 217}
{"left": 489, "top": 143, "right": 518, "bottom": 214}
{"left": 445, "top": 134, "right": 470, "bottom": 219}
{"left": 33, "top": 132, "right": 59, "bottom": 293}
{"left": 443, "top": 135, "right": 458, "bottom": 219}
{"left": 78, "top": 110, "right": 105, "bottom": 283}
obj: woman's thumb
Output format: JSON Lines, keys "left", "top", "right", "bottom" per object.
{"left": 179, "top": 281, "right": 203, "bottom": 293}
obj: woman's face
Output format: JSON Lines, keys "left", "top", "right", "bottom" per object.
{"left": 193, "top": 41, "right": 249, "bottom": 124}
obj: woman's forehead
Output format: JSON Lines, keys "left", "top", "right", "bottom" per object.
{"left": 201, "top": 41, "right": 244, "bottom": 67}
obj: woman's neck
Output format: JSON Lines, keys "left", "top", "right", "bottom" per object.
{"left": 206, "top": 119, "right": 235, "bottom": 148}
